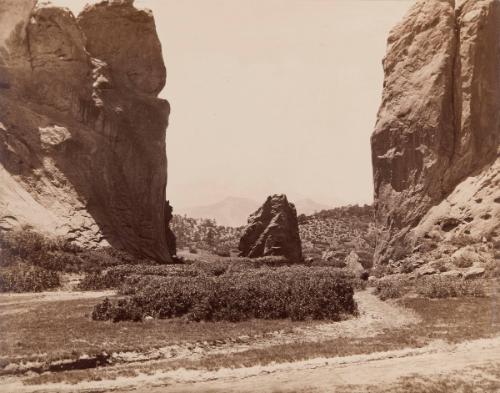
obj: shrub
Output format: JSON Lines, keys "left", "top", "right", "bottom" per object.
{"left": 373, "top": 276, "right": 411, "bottom": 300}
{"left": 415, "top": 276, "right": 485, "bottom": 298}
{"left": 213, "top": 246, "right": 231, "bottom": 257}
{"left": 373, "top": 275, "right": 486, "bottom": 300}
{"left": 0, "top": 229, "right": 155, "bottom": 274}
{"left": 0, "top": 264, "right": 60, "bottom": 293}
{"left": 92, "top": 298, "right": 143, "bottom": 322}
{"left": 92, "top": 267, "right": 357, "bottom": 322}
{"left": 79, "top": 256, "right": 296, "bottom": 291}
{"left": 78, "top": 263, "right": 203, "bottom": 291}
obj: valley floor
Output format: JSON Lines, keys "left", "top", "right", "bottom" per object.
{"left": 1, "top": 284, "right": 499, "bottom": 392}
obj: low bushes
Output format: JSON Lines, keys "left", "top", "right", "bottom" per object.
{"left": 78, "top": 264, "right": 202, "bottom": 291}
{"left": 0, "top": 229, "right": 155, "bottom": 275}
{"left": 92, "top": 267, "right": 357, "bottom": 322}
{"left": 78, "top": 256, "right": 293, "bottom": 291}
{"left": 0, "top": 264, "right": 60, "bottom": 293}
{"left": 373, "top": 275, "right": 486, "bottom": 300}
{"left": 373, "top": 275, "right": 411, "bottom": 300}
{"left": 415, "top": 276, "right": 485, "bottom": 298}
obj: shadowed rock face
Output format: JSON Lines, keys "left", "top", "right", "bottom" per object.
{"left": 239, "top": 195, "right": 303, "bottom": 262}
{"left": 372, "top": 0, "right": 500, "bottom": 268}
{"left": 0, "top": 0, "right": 175, "bottom": 262}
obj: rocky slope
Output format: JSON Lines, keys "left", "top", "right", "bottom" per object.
{"left": 371, "top": 0, "right": 499, "bottom": 274}
{"left": 299, "top": 205, "right": 376, "bottom": 269}
{"left": 171, "top": 215, "right": 241, "bottom": 255}
{"left": 0, "top": 0, "right": 175, "bottom": 262}
{"left": 239, "top": 194, "right": 302, "bottom": 261}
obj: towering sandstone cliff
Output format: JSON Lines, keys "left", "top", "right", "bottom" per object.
{"left": 372, "top": 0, "right": 500, "bottom": 272}
{"left": 0, "top": 0, "right": 175, "bottom": 262}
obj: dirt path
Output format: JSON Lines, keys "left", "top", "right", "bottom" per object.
{"left": 0, "top": 290, "right": 115, "bottom": 316}
{"left": 3, "top": 336, "right": 499, "bottom": 392}
{"left": 148, "top": 336, "right": 500, "bottom": 393}
{"left": 0, "top": 290, "right": 115, "bottom": 305}
{"left": 109, "top": 291, "right": 419, "bottom": 364}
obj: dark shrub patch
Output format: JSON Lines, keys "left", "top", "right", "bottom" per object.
{"left": 0, "top": 229, "right": 155, "bottom": 276}
{"left": 373, "top": 275, "right": 411, "bottom": 300}
{"left": 92, "top": 298, "right": 143, "bottom": 322}
{"left": 373, "top": 275, "right": 486, "bottom": 300}
{"left": 79, "top": 256, "right": 293, "bottom": 291}
{"left": 92, "top": 267, "right": 357, "bottom": 322}
{"left": 416, "top": 276, "right": 485, "bottom": 298}
{"left": 0, "top": 264, "right": 60, "bottom": 293}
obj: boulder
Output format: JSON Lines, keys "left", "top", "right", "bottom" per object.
{"left": 0, "top": 1, "right": 174, "bottom": 262}
{"left": 344, "top": 251, "right": 365, "bottom": 276}
{"left": 238, "top": 194, "right": 302, "bottom": 262}
{"left": 451, "top": 246, "right": 483, "bottom": 268}
{"left": 440, "top": 270, "right": 463, "bottom": 279}
{"left": 417, "top": 266, "right": 439, "bottom": 277}
{"left": 463, "top": 267, "right": 485, "bottom": 280}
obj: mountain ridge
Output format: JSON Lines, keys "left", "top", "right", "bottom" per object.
{"left": 176, "top": 196, "right": 333, "bottom": 227}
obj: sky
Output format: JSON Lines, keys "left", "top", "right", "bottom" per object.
{"left": 55, "top": 0, "right": 411, "bottom": 208}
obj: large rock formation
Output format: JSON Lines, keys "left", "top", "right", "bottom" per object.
{"left": 0, "top": 0, "right": 175, "bottom": 262}
{"left": 239, "top": 195, "right": 303, "bottom": 261}
{"left": 371, "top": 0, "right": 500, "bottom": 272}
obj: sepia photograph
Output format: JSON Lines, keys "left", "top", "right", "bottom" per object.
{"left": 0, "top": 0, "right": 499, "bottom": 391}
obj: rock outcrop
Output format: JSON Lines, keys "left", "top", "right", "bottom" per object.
{"left": 239, "top": 195, "right": 303, "bottom": 261}
{"left": 0, "top": 0, "right": 175, "bottom": 262}
{"left": 371, "top": 0, "right": 499, "bottom": 272}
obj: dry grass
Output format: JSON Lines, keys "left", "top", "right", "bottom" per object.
{"left": 147, "top": 295, "right": 499, "bottom": 372}
{"left": 335, "top": 362, "right": 500, "bottom": 392}
{"left": 0, "top": 295, "right": 317, "bottom": 366}
{"left": 17, "top": 292, "right": 500, "bottom": 386}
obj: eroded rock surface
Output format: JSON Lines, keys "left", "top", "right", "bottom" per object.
{"left": 371, "top": 0, "right": 500, "bottom": 273}
{"left": 239, "top": 195, "right": 303, "bottom": 262}
{"left": 0, "top": 0, "right": 175, "bottom": 262}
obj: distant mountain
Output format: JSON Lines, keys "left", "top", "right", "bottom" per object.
{"left": 176, "top": 197, "right": 259, "bottom": 227}
{"left": 293, "top": 198, "right": 331, "bottom": 216}
{"left": 176, "top": 196, "right": 332, "bottom": 227}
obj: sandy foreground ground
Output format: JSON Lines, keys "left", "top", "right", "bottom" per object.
{"left": 3, "top": 336, "right": 499, "bottom": 392}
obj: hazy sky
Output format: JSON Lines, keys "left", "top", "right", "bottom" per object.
{"left": 56, "top": 0, "right": 411, "bottom": 208}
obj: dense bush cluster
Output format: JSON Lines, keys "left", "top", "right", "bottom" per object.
{"left": 78, "top": 255, "right": 290, "bottom": 290}
{"left": 373, "top": 276, "right": 411, "bottom": 300}
{"left": 415, "top": 276, "right": 485, "bottom": 298}
{"left": 0, "top": 229, "right": 154, "bottom": 274}
{"left": 0, "top": 228, "right": 159, "bottom": 293}
{"left": 0, "top": 263, "right": 60, "bottom": 293}
{"left": 373, "top": 275, "right": 486, "bottom": 300}
{"left": 92, "top": 267, "right": 357, "bottom": 322}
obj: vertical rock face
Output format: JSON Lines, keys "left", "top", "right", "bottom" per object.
{"left": 372, "top": 0, "right": 500, "bottom": 268}
{"left": 239, "top": 195, "right": 303, "bottom": 262}
{"left": 0, "top": 0, "right": 175, "bottom": 262}
{"left": 77, "top": 1, "right": 166, "bottom": 96}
